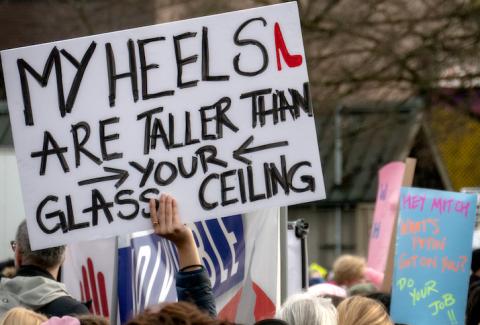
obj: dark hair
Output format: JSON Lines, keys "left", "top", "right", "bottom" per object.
{"left": 471, "top": 249, "right": 480, "bottom": 273}
{"left": 365, "top": 292, "right": 391, "bottom": 314}
{"left": 254, "top": 319, "right": 289, "bottom": 325}
{"left": 126, "top": 301, "right": 233, "bottom": 325}
{"left": 467, "top": 285, "right": 480, "bottom": 325}
{"left": 15, "top": 220, "right": 65, "bottom": 268}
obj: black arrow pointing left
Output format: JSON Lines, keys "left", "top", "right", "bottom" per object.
{"left": 233, "top": 135, "right": 289, "bottom": 165}
{"left": 78, "top": 166, "right": 129, "bottom": 188}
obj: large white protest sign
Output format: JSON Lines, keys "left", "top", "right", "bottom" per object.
{"left": 1, "top": 2, "right": 325, "bottom": 249}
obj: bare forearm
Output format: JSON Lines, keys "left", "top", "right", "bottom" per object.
{"left": 175, "top": 229, "right": 201, "bottom": 270}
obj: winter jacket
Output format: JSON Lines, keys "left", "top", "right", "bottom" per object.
{"left": 176, "top": 267, "right": 216, "bottom": 317}
{"left": 0, "top": 265, "right": 89, "bottom": 317}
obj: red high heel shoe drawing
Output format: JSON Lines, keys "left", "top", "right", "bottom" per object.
{"left": 274, "top": 22, "right": 303, "bottom": 71}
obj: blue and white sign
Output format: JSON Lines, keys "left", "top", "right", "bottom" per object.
{"left": 391, "top": 187, "right": 477, "bottom": 325}
{"left": 117, "top": 214, "right": 245, "bottom": 323}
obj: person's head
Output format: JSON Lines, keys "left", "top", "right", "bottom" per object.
{"left": 14, "top": 221, "right": 65, "bottom": 275}
{"left": 126, "top": 301, "right": 233, "bottom": 325}
{"left": 254, "top": 320, "right": 288, "bottom": 325}
{"left": 337, "top": 296, "right": 393, "bottom": 325}
{"left": 321, "top": 295, "right": 345, "bottom": 307}
{"left": 365, "top": 292, "right": 391, "bottom": 314}
{"left": 0, "top": 307, "right": 47, "bottom": 325}
{"left": 332, "top": 255, "right": 366, "bottom": 287}
{"left": 277, "top": 293, "right": 337, "bottom": 325}
{"left": 308, "top": 283, "right": 347, "bottom": 298}
{"left": 76, "top": 314, "right": 109, "bottom": 325}
{"left": 347, "top": 283, "right": 377, "bottom": 296}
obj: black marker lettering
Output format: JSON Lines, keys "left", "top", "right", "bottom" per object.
{"left": 264, "top": 162, "right": 273, "bottom": 198}
{"left": 237, "top": 168, "right": 247, "bottom": 203}
{"left": 195, "top": 145, "right": 228, "bottom": 173}
{"left": 289, "top": 82, "right": 312, "bottom": 117}
{"left": 240, "top": 88, "right": 272, "bottom": 128}
{"left": 277, "top": 89, "right": 296, "bottom": 121}
{"left": 137, "top": 37, "right": 174, "bottom": 100}
{"left": 154, "top": 161, "right": 178, "bottom": 186}
{"left": 178, "top": 156, "right": 198, "bottom": 178}
{"left": 115, "top": 189, "right": 140, "bottom": 220}
{"left": 288, "top": 161, "right": 315, "bottom": 192}
{"left": 151, "top": 117, "right": 170, "bottom": 150}
{"left": 18, "top": 48, "right": 63, "bottom": 125}
{"left": 247, "top": 165, "right": 266, "bottom": 202}
{"left": 137, "top": 106, "right": 163, "bottom": 154}
{"left": 184, "top": 111, "right": 200, "bottom": 146}
{"left": 66, "top": 195, "right": 89, "bottom": 231}
{"left": 220, "top": 169, "right": 238, "bottom": 207}
{"left": 36, "top": 195, "right": 67, "bottom": 234}
{"left": 139, "top": 188, "right": 159, "bottom": 218}
{"left": 233, "top": 17, "right": 268, "bottom": 76}
{"left": 99, "top": 117, "right": 122, "bottom": 161}
{"left": 199, "top": 173, "right": 219, "bottom": 210}
{"left": 214, "top": 97, "right": 238, "bottom": 137}
{"left": 31, "top": 131, "right": 70, "bottom": 175}
{"left": 105, "top": 39, "right": 138, "bottom": 107}
{"left": 71, "top": 121, "right": 102, "bottom": 167}
{"left": 200, "top": 97, "right": 239, "bottom": 140}
{"left": 173, "top": 32, "right": 198, "bottom": 89}
{"left": 59, "top": 42, "right": 97, "bottom": 114}
{"left": 17, "top": 42, "right": 96, "bottom": 125}
{"left": 82, "top": 189, "right": 114, "bottom": 226}
{"left": 268, "top": 155, "right": 289, "bottom": 195}
{"left": 168, "top": 113, "right": 182, "bottom": 149}
{"left": 129, "top": 159, "right": 154, "bottom": 187}
{"left": 199, "top": 104, "right": 217, "bottom": 140}
{"left": 202, "top": 27, "right": 229, "bottom": 82}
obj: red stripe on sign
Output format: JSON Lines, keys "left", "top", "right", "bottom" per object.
{"left": 80, "top": 281, "right": 85, "bottom": 302}
{"left": 252, "top": 282, "right": 275, "bottom": 321}
{"left": 81, "top": 266, "right": 92, "bottom": 312}
{"left": 97, "top": 272, "right": 109, "bottom": 318}
{"left": 218, "top": 288, "right": 242, "bottom": 322}
{"left": 87, "top": 258, "right": 100, "bottom": 314}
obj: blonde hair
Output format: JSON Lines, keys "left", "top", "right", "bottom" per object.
{"left": 332, "top": 255, "right": 365, "bottom": 286}
{"left": 0, "top": 307, "right": 47, "bottom": 325}
{"left": 337, "top": 296, "right": 393, "bottom": 325}
{"left": 277, "top": 292, "right": 337, "bottom": 325}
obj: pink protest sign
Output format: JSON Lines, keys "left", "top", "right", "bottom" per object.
{"left": 367, "top": 162, "right": 406, "bottom": 273}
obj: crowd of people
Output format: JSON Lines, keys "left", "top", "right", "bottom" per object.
{"left": 0, "top": 194, "right": 479, "bottom": 325}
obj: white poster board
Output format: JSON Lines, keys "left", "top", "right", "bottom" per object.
{"left": 1, "top": 2, "right": 325, "bottom": 250}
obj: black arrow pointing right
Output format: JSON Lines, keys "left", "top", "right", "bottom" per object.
{"left": 78, "top": 166, "right": 129, "bottom": 189}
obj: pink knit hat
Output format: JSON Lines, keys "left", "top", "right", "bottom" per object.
{"left": 41, "top": 316, "right": 80, "bottom": 325}
{"left": 364, "top": 267, "right": 384, "bottom": 288}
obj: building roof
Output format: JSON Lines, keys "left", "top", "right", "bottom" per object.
{"left": 315, "top": 98, "right": 425, "bottom": 205}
